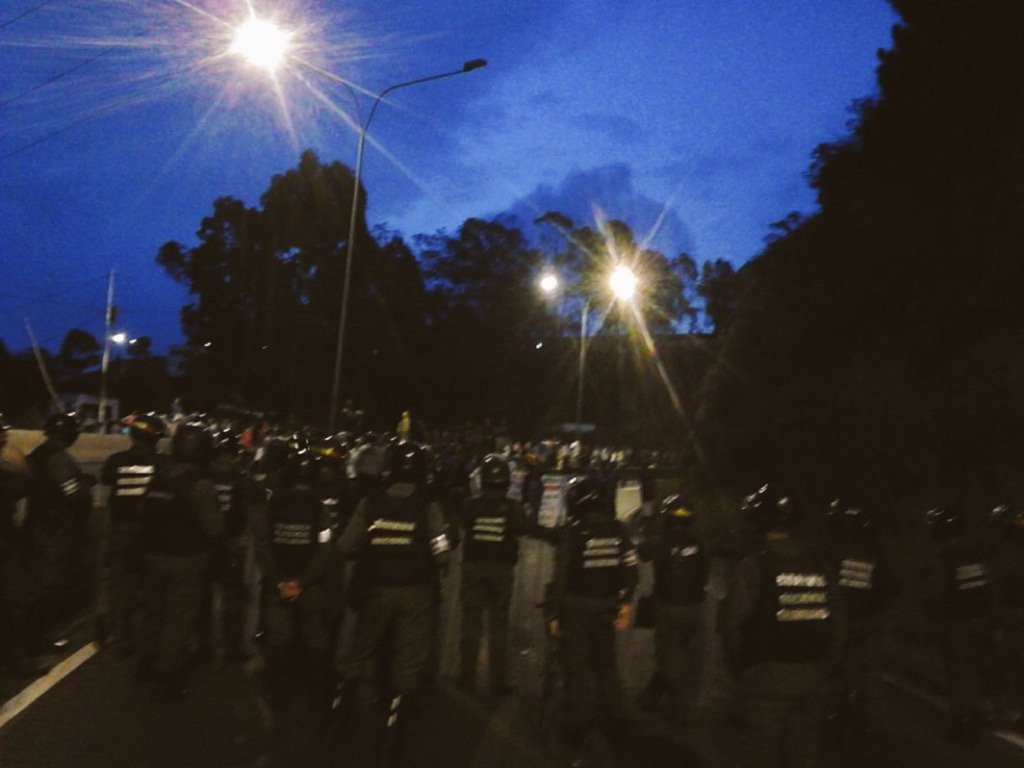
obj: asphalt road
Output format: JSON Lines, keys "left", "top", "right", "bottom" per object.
{"left": 2, "top": 432, "right": 1024, "bottom": 767}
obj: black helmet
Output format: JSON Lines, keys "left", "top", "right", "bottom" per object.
{"left": 990, "top": 504, "right": 1012, "bottom": 525}
{"left": 565, "top": 475, "right": 608, "bottom": 521}
{"left": 742, "top": 483, "right": 799, "bottom": 532}
{"left": 45, "top": 412, "right": 80, "bottom": 447}
{"left": 925, "top": 506, "right": 963, "bottom": 541}
{"left": 388, "top": 441, "right": 427, "bottom": 486}
{"left": 287, "top": 446, "right": 320, "bottom": 485}
{"left": 828, "top": 498, "right": 874, "bottom": 535}
{"left": 130, "top": 413, "right": 166, "bottom": 443}
{"left": 257, "top": 436, "right": 290, "bottom": 476}
{"left": 480, "top": 454, "right": 511, "bottom": 491}
{"left": 660, "top": 493, "right": 696, "bottom": 525}
{"left": 171, "top": 422, "right": 213, "bottom": 466}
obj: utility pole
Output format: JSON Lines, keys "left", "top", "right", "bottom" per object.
{"left": 98, "top": 269, "right": 115, "bottom": 426}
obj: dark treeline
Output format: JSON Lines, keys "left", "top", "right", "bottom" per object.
{"left": 689, "top": 0, "right": 1024, "bottom": 519}
{"left": 138, "top": 151, "right": 727, "bottom": 441}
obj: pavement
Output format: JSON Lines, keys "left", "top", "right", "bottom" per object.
{"left": 3, "top": 435, "right": 1024, "bottom": 766}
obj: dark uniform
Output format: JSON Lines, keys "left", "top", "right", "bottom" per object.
{"left": 25, "top": 414, "right": 94, "bottom": 651}
{"left": 139, "top": 423, "right": 223, "bottom": 698}
{"left": 207, "top": 439, "right": 257, "bottom": 662}
{"left": 336, "top": 441, "right": 451, "bottom": 762}
{"left": 457, "top": 454, "right": 526, "bottom": 693}
{"left": 925, "top": 507, "right": 998, "bottom": 742}
{"left": 638, "top": 494, "right": 709, "bottom": 723}
{"left": 825, "top": 501, "right": 895, "bottom": 739}
{"left": 1, "top": 415, "right": 38, "bottom": 675}
{"left": 254, "top": 449, "right": 333, "bottom": 766}
{"left": 723, "top": 485, "right": 839, "bottom": 768}
{"left": 99, "top": 415, "right": 166, "bottom": 652}
{"left": 547, "top": 475, "right": 638, "bottom": 751}
{"left": 315, "top": 438, "right": 352, "bottom": 651}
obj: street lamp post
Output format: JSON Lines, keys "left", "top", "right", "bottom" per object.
{"left": 229, "top": 16, "right": 486, "bottom": 430}
{"left": 540, "top": 264, "right": 638, "bottom": 433}
{"left": 327, "top": 59, "right": 487, "bottom": 431}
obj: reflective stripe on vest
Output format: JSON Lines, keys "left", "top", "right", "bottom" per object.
{"left": 775, "top": 572, "right": 830, "bottom": 622}
{"left": 838, "top": 558, "right": 875, "bottom": 590}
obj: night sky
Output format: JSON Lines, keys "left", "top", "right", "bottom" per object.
{"left": 0, "top": 0, "right": 897, "bottom": 354}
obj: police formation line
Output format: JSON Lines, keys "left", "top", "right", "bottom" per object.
{"left": 2, "top": 413, "right": 1022, "bottom": 768}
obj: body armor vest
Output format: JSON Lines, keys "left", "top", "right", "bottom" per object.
{"left": 654, "top": 524, "right": 707, "bottom": 605}
{"left": 143, "top": 465, "right": 210, "bottom": 556}
{"left": 566, "top": 517, "right": 637, "bottom": 599}
{"left": 269, "top": 483, "right": 324, "bottom": 578}
{"left": 942, "top": 542, "right": 995, "bottom": 621}
{"left": 108, "top": 450, "right": 161, "bottom": 524}
{"left": 463, "top": 495, "right": 519, "bottom": 565}
{"left": 835, "top": 539, "right": 884, "bottom": 621}
{"left": 363, "top": 492, "right": 433, "bottom": 588}
{"left": 745, "top": 548, "right": 833, "bottom": 666}
{"left": 209, "top": 464, "right": 246, "bottom": 538}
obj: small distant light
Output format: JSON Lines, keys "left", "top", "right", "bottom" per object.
{"left": 111, "top": 332, "right": 128, "bottom": 345}
{"left": 203, "top": 342, "right": 212, "bottom": 348}
{"left": 261, "top": 345, "right": 269, "bottom": 350}
{"left": 539, "top": 274, "right": 559, "bottom": 294}
{"left": 535, "top": 342, "right": 544, "bottom": 349}
{"left": 128, "top": 338, "right": 138, "bottom": 345}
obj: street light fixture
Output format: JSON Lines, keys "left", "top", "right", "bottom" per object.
{"left": 609, "top": 264, "right": 638, "bottom": 301}
{"left": 230, "top": 15, "right": 292, "bottom": 74}
{"left": 538, "top": 265, "right": 640, "bottom": 430}
{"left": 327, "top": 59, "right": 487, "bottom": 430}
{"left": 227, "top": 17, "right": 485, "bottom": 428}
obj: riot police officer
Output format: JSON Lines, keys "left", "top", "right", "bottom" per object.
{"left": 925, "top": 506, "right": 998, "bottom": 743}
{"left": 254, "top": 444, "right": 334, "bottom": 766}
{"left": 335, "top": 440, "right": 451, "bottom": 765}
{"left": 637, "top": 493, "right": 709, "bottom": 724}
{"left": 99, "top": 413, "right": 166, "bottom": 654}
{"left": 1, "top": 414, "right": 40, "bottom": 676}
{"left": 546, "top": 475, "right": 638, "bottom": 757}
{"left": 206, "top": 427, "right": 257, "bottom": 663}
{"left": 315, "top": 438, "right": 352, "bottom": 656}
{"left": 25, "top": 413, "right": 94, "bottom": 654}
{"left": 138, "top": 422, "right": 223, "bottom": 698}
{"left": 825, "top": 499, "right": 895, "bottom": 739}
{"left": 457, "top": 453, "right": 526, "bottom": 694}
{"left": 722, "top": 484, "right": 839, "bottom": 768}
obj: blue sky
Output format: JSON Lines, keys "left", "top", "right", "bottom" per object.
{"left": 0, "top": 0, "right": 898, "bottom": 353}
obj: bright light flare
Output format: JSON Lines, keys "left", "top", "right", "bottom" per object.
{"left": 539, "top": 274, "right": 559, "bottom": 294}
{"left": 609, "top": 265, "right": 638, "bottom": 301}
{"left": 230, "top": 16, "right": 292, "bottom": 73}
{"left": 111, "top": 332, "right": 128, "bottom": 345}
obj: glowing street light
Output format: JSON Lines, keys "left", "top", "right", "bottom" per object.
{"left": 609, "top": 264, "right": 638, "bottom": 301}
{"left": 539, "top": 273, "right": 559, "bottom": 294}
{"left": 111, "top": 332, "right": 128, "bottom": 345}
{"left": 230, "top": 15, "right": 292, "bottom": 74}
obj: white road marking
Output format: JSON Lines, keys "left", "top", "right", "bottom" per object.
{"left": 993, "top": 730, "right": 1024, "bottom": 752}
{"left": 0, "top": 642, "right": 99, "bottom": 730}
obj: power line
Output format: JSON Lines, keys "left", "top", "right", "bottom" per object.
{"left": 0, "top": 60, "right": 204, "bottom": 162}
{"left": 0, "top": 3, "right": 186, "bottom": 111}
{"left": 0, "top": 0, "right": 54, "bottom": 31}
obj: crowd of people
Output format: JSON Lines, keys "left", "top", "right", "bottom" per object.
{"left": 2, "top": 410, "right": 1023, "bottom": 768}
